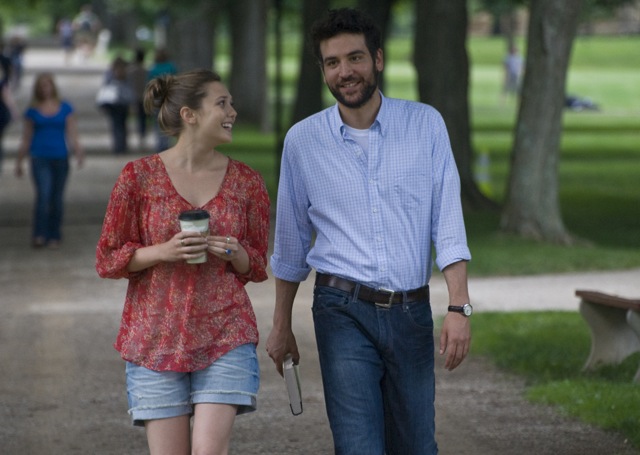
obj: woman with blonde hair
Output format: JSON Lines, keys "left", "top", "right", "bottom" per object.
{"left": 15, "top": 72, "right": 84, "bottom": 248}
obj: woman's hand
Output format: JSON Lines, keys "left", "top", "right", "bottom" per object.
{"left": 207, "top": 235, "right": 250, "bottom": 273}
{"left": 171, "top": 231, "right": 209, "bottom": 262}
{"left": 208, "top": 235, "right": 238, "bottom": 259}
{"left": 126, "top": 231, "right": 208, "bottom": 272}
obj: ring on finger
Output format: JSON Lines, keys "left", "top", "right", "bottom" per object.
{"left": 225, "top": 249, "right": 232, "bottom": 256}
{"left": 226, "top": 236, "right": 230, "bottom": 244}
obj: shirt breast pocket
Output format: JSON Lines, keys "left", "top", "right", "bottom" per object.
{"left": 394, "top": 172, "right": 428, "bottom": 210}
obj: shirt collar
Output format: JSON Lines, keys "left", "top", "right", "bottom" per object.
{"left": 330, "top": 91, "right": 388, "bottom": 140}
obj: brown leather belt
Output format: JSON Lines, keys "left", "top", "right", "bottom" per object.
{"left": 315, "top": 273, "right": 429, "bottom": 308}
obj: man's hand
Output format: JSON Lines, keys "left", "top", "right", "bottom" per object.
{"left": 267, "top": 278, "right": 301, "bottom": 376}
{"left": 266, "top": 327, "right": 299, "bottom": 377}
{"left": 440, "top": 260, "right": 471, "bottom": 371}
{"left": 439, "top": 312, "right": 471, "bottom": 371}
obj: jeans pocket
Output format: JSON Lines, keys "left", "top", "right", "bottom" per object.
{"left": 312, "top": 285, "right": 351, "bottom": 315}
{"left": 403, "top": 300, "right": 434, "bottom": 331}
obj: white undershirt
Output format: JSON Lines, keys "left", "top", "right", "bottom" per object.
{"left": 343, "top": 124, "right": 370, "bottom": 156}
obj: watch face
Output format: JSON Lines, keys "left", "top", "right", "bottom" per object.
{"left": 463, "top": 304, "right": 473, "bottom": 316}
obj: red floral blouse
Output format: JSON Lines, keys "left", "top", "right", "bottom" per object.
{"left": 96, "top": 154, "right": 270, "bottom": 372}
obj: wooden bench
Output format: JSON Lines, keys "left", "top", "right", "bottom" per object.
{"left": 576, "top": 289, "right": 640, "bottom": 382}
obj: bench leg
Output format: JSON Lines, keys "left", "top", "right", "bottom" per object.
{"left": 579, "top": 300, "right": 640, "bottom": 371}
{"left": 626, "top": 310, "right": 640, "bottom": 383}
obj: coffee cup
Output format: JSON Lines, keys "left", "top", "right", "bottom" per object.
{"left": 178, "top": 209, "right": 210, "bottom": 264}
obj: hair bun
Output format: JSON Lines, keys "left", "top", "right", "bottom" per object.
{"left": 145, "top": 75, "right": 173, "bottom": 113}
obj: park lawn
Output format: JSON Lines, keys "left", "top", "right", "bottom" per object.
{"left": 466, "top": 120, "right": 640, "bottom": 275}
{"left": 470, "top": 311, "right": 640, "bottom": 449}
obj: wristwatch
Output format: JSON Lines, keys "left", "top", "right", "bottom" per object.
{"left": 448, "top": 303, "right": 473, "bottom": 317}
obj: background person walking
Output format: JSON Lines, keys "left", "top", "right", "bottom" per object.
{"left": 0, "top": 40, "right": 18, "bottom": 174}
{"left": 98, "top": 56, "right": 133, "bottom": 154}
{"left": 15, "top": 73, "right": 84, "bottom": 248}
{"left": 503, "top": 44, "right": 523, "bottom": 102}
{"left": 127, "top": 48, "right": 149, "bottom": 150}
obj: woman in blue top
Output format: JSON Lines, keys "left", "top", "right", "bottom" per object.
{"left": 15, "top": 73, "right": 84, "bottom": 248}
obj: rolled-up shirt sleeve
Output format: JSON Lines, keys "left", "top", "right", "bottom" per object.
{"left": 430, "top": 113, "right": 472, "bottom": 272}
{"left": 270, "top": 134, "right": 314, "bottom": 283}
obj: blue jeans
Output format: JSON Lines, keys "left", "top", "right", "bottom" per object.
{"left": 30, "top": 157, "right": 69, "bottom": 241}
{"left": 103, "top": 104, "right": 129, "bottom": 154}
{"left": 134, "top": 101, "right": 147, "bottom": 138}
{"left": 312, "top": 284, "right": 437, "bottom": 455}
{"left": 0, "top": 100, "right": 11, "bottom": 172}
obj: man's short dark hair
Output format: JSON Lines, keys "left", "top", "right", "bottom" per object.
{"left": 310, "top": 8, "right": 382, "bottom": 67}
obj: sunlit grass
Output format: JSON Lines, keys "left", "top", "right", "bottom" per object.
{"left": 471, "top": 312, "right": 640, "bottom": 448}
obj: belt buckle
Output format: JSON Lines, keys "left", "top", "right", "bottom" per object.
{"left": 375, "top": 287, "right": 395, "bottom": 308}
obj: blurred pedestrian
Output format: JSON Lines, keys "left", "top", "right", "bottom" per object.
{"left": 96, "top": 69, "right": 270, "bottom": 454}
{"left": 147, "top": 48, "right": 177, "bottom": 152}
{"left": 127, "top": 48, "right": 149, "bottom": 150}
{"left": 57, "top": 17, "right": 75, "bottom": 65}
{"left": 7, "top": 35, "right": 26, "bottom": 90}
{"left": 15, "top": 73, "right": 84, "bottom": 248}
{"left": 0, "top": 40, "right": 17, "bottom": 174}
{"left": 72, "top": 3, "right": 101, "bottom": 60}
{"left": 0, "top": 40, "right": 12, "bottom": 84}
{"left": 98, "top": 56, "right": 133, "bottom": 154}
{"left": 0, "top": 83, "right": 10, "bottom": 174}
{"left": 503, "top": 44, "right": 523, "bottom": 102}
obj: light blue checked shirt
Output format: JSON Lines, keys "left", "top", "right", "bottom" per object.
{"left": 271, "top": 93, "right": 471, "bottom": 291}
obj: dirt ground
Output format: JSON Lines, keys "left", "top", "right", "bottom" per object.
{"left": 0, "top": 47, "right": 637, "bottom": 455}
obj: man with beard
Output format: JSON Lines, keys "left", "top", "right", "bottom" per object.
{"left": 266, "top": 8, "right": 472, "bottom": 454}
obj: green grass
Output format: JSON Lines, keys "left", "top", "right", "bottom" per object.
{"left": 471, "top": 312, "right": 640, "bottom": 448}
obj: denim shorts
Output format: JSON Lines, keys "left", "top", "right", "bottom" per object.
{"left": 126, "top": 343, "right": 259, "bottom": 426}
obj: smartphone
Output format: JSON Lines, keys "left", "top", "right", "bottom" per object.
{"left": 283, "top": 354, "right": 303, "bottom": 415}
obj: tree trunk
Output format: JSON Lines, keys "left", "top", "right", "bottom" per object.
{"left": 167, "top": 1, "right": 218, "bottom": 72}
{"left": 413, "top": 0, "right": 496, "bottom": 211}
{"left": 229, "top": 0, "right": 268, "bottom": 129}
{"left": 357, "top": 0, "right": 395, "bottom": 92}
{"left": 289, "top": 0, "right": 329, "bottom": 127}
{"left": 500, "top": 0, "right": 584, "bottom": 244}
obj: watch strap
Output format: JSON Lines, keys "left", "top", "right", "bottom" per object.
{"left": 448, "top": 303, "right": 472, "bottom": 316}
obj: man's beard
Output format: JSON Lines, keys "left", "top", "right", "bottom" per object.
{"left": 328, "top": 68, "right": 379, "bottom": 109}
